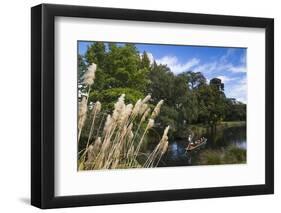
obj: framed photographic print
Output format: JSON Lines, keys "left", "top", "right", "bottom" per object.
{"left": 31, "top": 3, "right": 274, "bottom": 209}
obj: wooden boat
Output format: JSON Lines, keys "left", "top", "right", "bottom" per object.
{"left": 186, "top": 138, "right": 207, "bottom": 151}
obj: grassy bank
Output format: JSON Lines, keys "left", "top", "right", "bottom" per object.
{"left": 219, "top": 121, "right": 246, "bottom": 128}
{"left": 198, "top": 145, "right": 246, "bottom": 165}
{"left": 189, "top": 121, "right": 246, "bottom": 135}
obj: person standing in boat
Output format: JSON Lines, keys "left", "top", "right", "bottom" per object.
{"left": 188, "top": 134, "right": 194, "bottom": 146}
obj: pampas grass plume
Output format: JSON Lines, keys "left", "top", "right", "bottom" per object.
{"left": 83, "top": 63, "right": 96, "bottom": 86}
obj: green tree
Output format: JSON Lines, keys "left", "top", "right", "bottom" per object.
{"left": 148, "top": 64, "right": 199, "bottom": 137}
{"left": 196, "top": 80, "right": 227, "bottom": 127}
{"left": 84, "top": 42, "right": 150, "bottom": 93}
{"left": 179, "top": 71, "right": 207, "bottom": 90}
{"left": 85, "top": 42, "right": 106, "bottom": 67}
{"left": 103, "top": 44, "right": 149, "bottom": 92}
{"left": 210, "top": 77, "right": 224, "bottom": 91}
{"left": 173, "top": 74, "right": 198, "bottom": 125}
{"left": 148, "top": 63, "right": 174, "bottom": 104}
{"left": 140, "top": 51, "right": 151, "bottom": 70}
{"left": 225, "top": 98, "right": 246, "bottom": 121}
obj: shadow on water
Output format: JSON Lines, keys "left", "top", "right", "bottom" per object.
{"left": 159, "top": 125, "right": 246, "bottom": 167}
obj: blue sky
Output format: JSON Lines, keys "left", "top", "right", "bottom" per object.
{"left": 78, "top": 41, "right": 247, "bottom": 103}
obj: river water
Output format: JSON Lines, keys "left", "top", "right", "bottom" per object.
{"left": 159, "top": 125, "right": 246, "bottom": 167}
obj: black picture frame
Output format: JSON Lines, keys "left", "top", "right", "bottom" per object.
{"left": 31, "top": 3, "right": 274, "bottom": 209}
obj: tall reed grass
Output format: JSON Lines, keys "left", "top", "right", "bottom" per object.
{"left": 78, "top": 63, "right": 169, "bottom": 170}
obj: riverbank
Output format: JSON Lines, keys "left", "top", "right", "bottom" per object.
{"left": 197, "top": 145, "right": 246, "bottom": 165}
{"left": 220, "top": 121, "right": 246, "bottom": 128}
{"left": 189, "top": 121, "right": 246, "bottom": 135}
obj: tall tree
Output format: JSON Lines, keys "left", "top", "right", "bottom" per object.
{"left": 103, "top": 44, "right": 149, "bottom": 92}
{"left": 196, "top": 83, "right": 227, "bottom": 127}
{"left": 225, "top": 98, "right": 246, "bottom": 121}
{"left": 210, "top": 78, "right": 224, "bottom": 91}
{"left": 85, "top": 42, "right": 106, "bottom": 67}
{"left": 148, "top": 63, "right": 174, "bottom": 104}
{"left": 179, "top": 71, "right": 207, "bottom": 90}
{"left": 140, "top": 51, "right": 151, "bottom": 70}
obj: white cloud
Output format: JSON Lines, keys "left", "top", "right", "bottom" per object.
{"left": 216, "top": 75, "right": 237, "bottom": 83}
{"left": 155, "top": 49, "right": 246, "bottom": 76}
{"left": 156, "top": 56, "right": 177, "bottom": 66}
{"left": 228, "top": 65, "right": 246, "bottom": 73}
{"left": 193, "top": 62, "right": 217, "bottom": 74}
{"left": 146, "top": 52, "right": 154, "bottom": 64}
{"left": 225, "top": 77, "right": 247, "bottom": 103}
{"left": 220, "top": 49, "right": 236, "bottom": 63}
{"left": 156, "top": 56, "right": 200, "bottom": 75}
{"left": 240, "top": 53, "right": 246, "bottom": 65}
{"left": 220, "top": 49, "right": 246, "bottom": 73}
{"left": 193, "top": 61, "right": 246, "bottom": 74}
{"left": 192, "top": 49, "right": 246, "bottom": 74}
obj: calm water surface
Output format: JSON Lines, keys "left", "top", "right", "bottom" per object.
{"left": 159, "top": 125, "right": 246, "bottom": 167}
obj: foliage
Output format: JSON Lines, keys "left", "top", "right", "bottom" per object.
{"left": 196, "top": 84, "right": 227, "bottom": 126}
{"left": 79, "top": 42, "right": 246, "bottom": 141}
{"left": 85, "top": 43, "right": 150, "bottom": 93}
{"left": 89, "top": 87, "right": 144, "bottom": 111}
{"left": 179, "top": 71, "right": 206, "bottom": 89}
{"left": 225, "top": 99, "right": 246, "bottom": 121}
